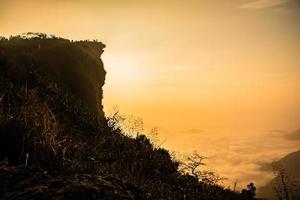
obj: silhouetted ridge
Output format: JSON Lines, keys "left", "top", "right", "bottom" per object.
{"left": 258, "top": 150, "right": 300, "bottom": 199}
{"left": 0, "top": 34, "right": 260, "bottom": 200}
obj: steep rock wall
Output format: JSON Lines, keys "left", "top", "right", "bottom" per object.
{"left": 0, "top": 36, "right": 106, "bottom": 123}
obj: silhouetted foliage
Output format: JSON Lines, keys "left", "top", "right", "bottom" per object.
{"left": 240, "top": 183, "right": 257, "bottom": 200}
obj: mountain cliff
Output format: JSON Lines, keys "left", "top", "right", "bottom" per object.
{"left": 0, "top": 34, "right": 259, "bottom": 200}
{"left": 0, "top": 34, "right": 106, "bottom": 127}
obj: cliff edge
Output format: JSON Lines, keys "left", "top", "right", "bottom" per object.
{"left": 0, "top": 34, "right": 106, "bottom": 126}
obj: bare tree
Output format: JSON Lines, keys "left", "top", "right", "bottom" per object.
{"left": 180, "top": 151, "right": 224, "bottom": 185}
{"left": 181, "top": 151, "right": 206, "bottom": 178}
{"left": 272, "top": 162, "right": 299, "bottom": 200}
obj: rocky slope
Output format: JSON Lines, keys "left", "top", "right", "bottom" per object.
{"left": 0, "top": 163, "right": 142, "bottom": 200}
{"left": 0, "top": 34, "right": 259, "bottom": 200}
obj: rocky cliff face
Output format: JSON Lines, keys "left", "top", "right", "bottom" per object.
{"left": 0, "top": 34, "right": 107, "bottom": 168}
{"left": 0, "top": 35, "right": 106, "bottom": 124}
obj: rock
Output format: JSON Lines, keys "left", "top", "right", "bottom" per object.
{"left": 0, "top": 36, "right": 106, "bottom": 123}
{"left": 0, "top": 164, "right": 143, "bottom": 200}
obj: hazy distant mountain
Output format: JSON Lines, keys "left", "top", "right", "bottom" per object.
{"left": 258, "top": 150, "right": 300, "bottom": 199}
{"left": 285, "top": 129, "right": 300, "bottom": 140}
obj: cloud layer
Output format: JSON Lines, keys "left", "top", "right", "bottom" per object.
{"left": 164, "top": 127, "right": 300, "bottom": 189}
{"left": 241, "top": 0, "right": 290, "bottom": 9}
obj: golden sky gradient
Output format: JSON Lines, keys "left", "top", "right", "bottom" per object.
{"left": 1, "top": 0, "right": 300, "bottom": 188}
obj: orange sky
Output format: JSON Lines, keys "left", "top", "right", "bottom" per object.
{"left": 1, "top": 0, "right": 300, "bottom": 189}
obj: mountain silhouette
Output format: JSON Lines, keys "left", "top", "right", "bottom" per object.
{"left": 0, "top": 33, "right": 261, "bottom": 200}
{"left": 258, "top": 150, "right": 300, "bottom": 200}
